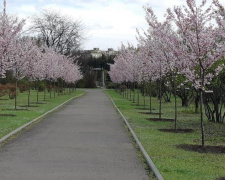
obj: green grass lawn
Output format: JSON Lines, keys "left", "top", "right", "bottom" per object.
{"left": 0, "top": 89, "right": 85, "bottom": 139}
{"left": 106, "top": 89, "right": 225, "bottom": 180}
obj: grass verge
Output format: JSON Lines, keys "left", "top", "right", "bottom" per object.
{"left": 106, "top": 89, "right": 225, "bottom": 180}
{"left": 0, "top": 89, "right": 85, "bottom": 140}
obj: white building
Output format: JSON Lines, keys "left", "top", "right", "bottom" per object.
{"left": 81, "top": 48, "right": 117, "bottom": 59}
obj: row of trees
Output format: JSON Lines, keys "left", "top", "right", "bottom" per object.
{"left": 109, "top": 0, "right": 225, "bottom": 147}
{"left": 0, "top": 1, "right": 83, "bottom": 108}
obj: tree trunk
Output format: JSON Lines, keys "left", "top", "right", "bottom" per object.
{"left": 44, "top": 80, "right": 46, "bottom": 101}
{"left": 149, "top": 81, "right": 152, "bottom": 113}
{"left": 174, "top": 89, "right": 177, "bottom": 130}
{"left": 37, "top": 81, "right": 39, "bottom": 104}
{"left": 200, "top": 90, "right": 205, "bottom": 147}
{"left": 137, "top": 84, "right": 140, "bottom": 106}
{"left": 15, "top": 80, "right": 18, "bottom": 110}
{"left": 143, "top": 83, "right": 146, "bottom": 109}
{"left": 133, "top": 82, "right": 135, "bottom": 103}
{"left": 62, "top": 80, "right": 64, "bottom": 95}
{"left": 126, "top": 83, "right": 128, "bottom": 99}
{"left": 159, "top": 78, "right": 162, "bottom": 119}
{"left": 124, "top": 83, "right": 126, "bottom": 97}
{"left": 54, "top": 81, "right": 56, "bottom": 98}
{"left": 28, "top": 81, "right": 31, "bottom": 107}
{"left": 49, "top": 81, "right": 52, "bottom": 99}
{"left": 57, "top": 80, "right": 60, "bottom": 96}
{"left": 130, "top": 83, "right": 132, "bottom": 101}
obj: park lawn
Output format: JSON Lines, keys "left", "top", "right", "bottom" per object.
{"left": 106, "top": 89, "right": 225, "bottom": 180}
{"left": 0, "top": 89, "right": 85, "bottom": 139}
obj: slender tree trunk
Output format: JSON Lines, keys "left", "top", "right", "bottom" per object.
{"left": 54, "top": 81, "right": 56, "bottom": 98}
{"left": 63, "top": 81, "right": 65, "bottom": 95}
{"left": 37, "top": 81, "right": 39, "bottom": 104}
{"left": 200, "top": 90, "right": 205, "bottom": 147}
{"left": 143, "top": 83, "right": 146, "bottom": 109}
{"left": 44, "top": 80, "right": 46, "bottom": 101}
{"left": 50, "top": 81, "right": 52, "bottom": 99}
{"left": 130, "top": 83, "right": 132, "bottom": 101}
{"left": 159, "top": 79, "right": 162, "bottom": 119}
{"left": 200, "top": 68, "right": 205, "bottom": 147}
{"left": 62, "top": 80, "right": 64, "bottom": 95}
{"left": 133, "top": 82, "right": 135, "bottom": 103}
{"left": 126, "top": 82, "right": 129, "bottom": 99}
{"left": 57, "top": 80, "right": 60, "bottom": 96}
{"left": 174, "top": 89, "right": 177, "bottom": 130}
{"left": 124, "top": 83, "right": 126, "bottom": 97}
{"left": 28, "top": 81, "right": 31, "bottom": 107}
{"left": 15, "top": 80, "right": 18, "bottom": 110}
{"left": 127, "top": 83, "right": 129, "bottom": 99}
{"left": 149, "top": 81, "right": 152, "bottom": 113}
{"left": 172, "top": 77, "right": 178, "bottom": 130}
{"left": 137, "top": 84, "right": 140, "bottom": 106}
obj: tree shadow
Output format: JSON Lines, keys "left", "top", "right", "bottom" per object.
{"left": 0, "top": 114, "right": 16, "bottom": 117}
{"left": 147, "top": 118, "right": 174, "bottom": 122}
{"left": 135, "top": 107, "right": 150, "bottom": 110}
{"left": 177, "top": 144, "right": 225, "bottom": 154}
{"left": 139, "top": 112, "right": 161, "bottom": 115}
{"left": 31, "top": 102, "right": 46, "bottom": 104}
{"left": 217, "top": 177, "right": 225, "bottom": 180}
{"left": 3, "top": 109, "right": 29, "bottom": 111}
{"left": 158, "top": 129, "right": 194, "bottom": 133}
{"left": 20, "top": 105, "right": 39, "bottom": 108}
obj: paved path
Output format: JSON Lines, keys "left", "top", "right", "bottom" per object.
{"left": 0, "top": 89, "right": 149, "bottom": 180}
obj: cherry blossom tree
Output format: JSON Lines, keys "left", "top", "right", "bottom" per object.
{"left": 0, "top": 0, "right": 26, "bottom": 109}
{"left": 40, "top": 47, "right": 60, "bottom": 100}
{"left": 0, "top": 1, "right": 25, "bottom": 78}
{"left": 142, "top": 6, "right": 187, "bottom": 128}
{"left": 166, "top": 0, "right": 225, "bottom": 146}
{"left": 109, "top": 44, "right": 141, "bottom": 102}
{"left": 135, "top": 38, "right": 160, "bottom": 114}
{"left": 109, "top": 0, "right": 225, "bottom": 148}
{"left": 10, "top": 38, "right": 35, "bottom": 109}
{"left": 23, "top": 42, "right": 43, "bottom": 106}
{"left": 0, "top": 0, "right": 83, "bottom": 110}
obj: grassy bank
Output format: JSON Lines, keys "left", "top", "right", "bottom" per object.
{"left": 0, "top": 89, "right": 85, "bottom": 139}
{"left": 106, "top": 89, "right": 225, "bottom": 180}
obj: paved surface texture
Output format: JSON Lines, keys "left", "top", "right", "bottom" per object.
{"left": 0, "top": 89, "right": 149, "bottom": 180}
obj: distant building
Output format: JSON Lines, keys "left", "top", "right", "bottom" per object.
{"left": 81, "top": 48, "right": 117, "bottom": 60}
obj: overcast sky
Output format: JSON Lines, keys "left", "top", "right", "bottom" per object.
{"left": 4, "top": 0, "right": 225, "bottom": 50}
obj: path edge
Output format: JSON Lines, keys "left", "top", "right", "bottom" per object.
{"left": 0, "top": 92, "right": 85, "bottom": 144}
{"left": 106, "top": 92, "right": 164, "bottom": 180}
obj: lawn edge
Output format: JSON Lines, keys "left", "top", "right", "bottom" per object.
{"left": 106, "top": 91, "right": 164, "bottom": 180}
{"left": 0, "top": 91, "right": 85, "bottom": 144}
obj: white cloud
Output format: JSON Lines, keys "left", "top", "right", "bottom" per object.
{"left": 38, "top": 0, "right": 147, "bottom": 50}
{"left": 6, "top": 0, "right": 225, "bottom": 50}
{"left": 18, "top": 5, "right": 37, "bottom": 14}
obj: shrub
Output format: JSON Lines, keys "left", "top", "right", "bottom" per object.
{"left": 0, "top": 84, "right": 7, "bottom": 97}
{"left": 119, "top": 85, "right": 127, "bottom": 92}
{"left": 76, "top": 79, "right": 85, "bottom": 88}
{"left": 106, "top": 82, "right": 117, "bottom": 89}
{"left": 47, "top": 85, "right": 57, "bottom": 92}
{"left": 5, "top": 84, "right": 18, "bottom": 99}
{"left": 18, "top": 84, "right": 28, "bottom": 93}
